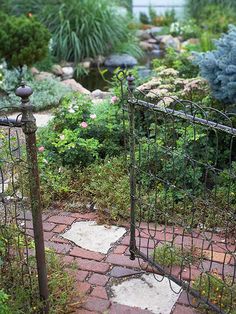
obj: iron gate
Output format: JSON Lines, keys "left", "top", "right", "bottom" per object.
{"left": 120, "top": 72, "right": 236, "bottom": 313}
{"left": 0, "top": 83, "right": 49, "bottom": 313}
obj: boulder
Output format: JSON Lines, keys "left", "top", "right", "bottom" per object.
{"left": 51, "top": 64, "right": 64, "bottom": 76}
{"left": 104, "top": 54, "right": 138, "bottom": 68}
{"left": 35, "top": 71, "right": 54, "bottom": 81}
{"left": 140, "top": 41, "right": 154, "bottom": 51}
{"left": 61, "top": 79, "right": 90, "bottom": 94}
{"left": 91, "top": 89, "right": 111, "bottom": 99}
{"left": 148, "top": 26, "right": 164, "bottom": 36}
{"left": 136, "top": 30, "right": 151, "bottom": 41}
{"left": 93, "top": 55, "right": 105, "bottom": 65}
{"left": 30, "top": 67, "right": 40, "bottom": 75}
{"left": 160, "top": 35, "right": 181, "bottom": 51}
{"left": 62, "top": 66, "right": 74, "bottom": 79}
{"left": 150, "top": 49, "right": 164, "bottom": 58}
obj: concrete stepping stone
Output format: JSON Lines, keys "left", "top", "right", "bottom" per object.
{"left": 62, "top": 221, "right": 126, "bottom": 254}
{"left": 110, "top": 274, "right": 181, "bottom": 314}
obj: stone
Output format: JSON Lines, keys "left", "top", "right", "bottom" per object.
{"left": 62, "top": 66, "right": 74, "bottom": 79}
{"left": 136, "top": 30, "right": 151, "bottom": 41}
{"left": 160, "top": 35, "right": 181, "bottom": 51}
{"left": 149, "top": 26, "right": 164, "bottom": 35}
{"left": 30, "top": 67, "right": 40, "bottom": 75}
{"left": 51, "top": 64, "right": 64, "bottom": 76}
{"left": 110, "top": 274, "right": 181, "bottom": 314}
{"left": 44, "top": 241, "right": 71, "bottom": 254}
{"left": 60, "top": 79, "right": 91, "bottom": 94}
{"left": 150, "top": 49, "right": 163, "bottom": 58}
{"left": 172, "top": 304, "right": 198, "bottom": 314}
{"left": 147, "top": 38, "right": 157, "bottom": 44}
{"left": 80, "top": 61, "right": 91, "bottom": 69}
{"left": 104, "top": 54, "right": 138, "bottom": 68}
{"left": 110, "top": 266, "right": 142, "bottom": 278}
{"left": 35, "top": 71, "right": 54, "bottom": 81}
{"left": 62, "top": 221, "right": 126, "bottom": 254}
{"left": 91, "top": 89, "right": 111, "bottom": 99}
{"left": 92, "top": 55, "right": 105, "bottom": 65}
{"left": 139, "top": 41, "right": 154, "bottom": 51}
{"left": 77, "top": 282, "right": 92, "bottom": 295}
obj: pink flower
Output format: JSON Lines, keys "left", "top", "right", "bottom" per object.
{"left": 80, "top": 122, "right": 88, "bottom": 128}
{"left": 60, "top": 134, "right": 65, "bottom": 140}
{"left": 38, "top": 146, "right": 45, "bottom": 152}
{"left": 111, "top": 96, "right": 118, "bottom": 104}
{"left": 90, "top": 114, "right": 96, "bottom": 119}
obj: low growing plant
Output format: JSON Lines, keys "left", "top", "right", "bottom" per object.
{"left": 193, "top": 273, "right": 236, "bottom": 313}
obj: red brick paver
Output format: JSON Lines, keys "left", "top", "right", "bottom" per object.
{"left": 26, "top": 212, "right": 234, "bottom": 314}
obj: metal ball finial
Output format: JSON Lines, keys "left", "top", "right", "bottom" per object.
{"left": 15, "top": 82, "right": 33, "bottom": 100}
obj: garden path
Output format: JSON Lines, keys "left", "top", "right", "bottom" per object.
{"left": 8, "top": 110, "right": 53, "bottom": 127}
{"left": 23, "top": 210, "right": 204, "bottom": 314}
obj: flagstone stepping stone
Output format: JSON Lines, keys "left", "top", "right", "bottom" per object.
{"left": 62, "top": 221, "right": 126, "bottom": 254}
{"left": 110, "top": 274, "right": 181, "bottom": 314}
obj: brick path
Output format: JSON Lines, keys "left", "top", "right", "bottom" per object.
{"left": 22, "top": 211, "right": 233, "bottom": 314}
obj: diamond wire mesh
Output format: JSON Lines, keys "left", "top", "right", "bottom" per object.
{"left": 126, "top": 89, "right": 236, "bottom": 313}
{"left": 0, "top": 109, "right": 39, "bottom": 310}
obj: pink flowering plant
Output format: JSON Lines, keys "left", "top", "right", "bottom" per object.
{"left": 38, "top": 93, "right": 125, "bottom": 168}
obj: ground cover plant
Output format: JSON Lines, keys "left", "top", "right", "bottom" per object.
{"left": 193, "top": 273, "right": 236, "bottom": 313}
{"left": 0, "top": 224, "right": 77, "bottom": 313}
{"left": 0, "top": 67, "right": 70, "bottom": 111}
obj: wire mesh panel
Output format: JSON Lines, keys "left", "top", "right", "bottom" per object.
{"left": 0, "top": 110, "right": 38, "bottom": 309}
{"left": 126, "top": 86, "right": 236, "bottom": 313}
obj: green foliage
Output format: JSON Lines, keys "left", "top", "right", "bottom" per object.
{"left": 0, "top": 290, "right": 11, "bottom": 314}
{"left": 186, "top": 1, "right": 236, "bottom": 35}
{"left": 193, "top": 273, "right": 236, "bottom": 313}
{"left": 37, "top": 93, "right": 125, "bottom": 167}
{"left": 80, "top": 157, "right": 130, "bottom": 221}
{"left": 140, "top": 8, "right": 176, "bottom": 27}
{"left": 0, "top": 67, "right": 70, "bottom": 111}
{"left": 0, "top": 11, "right": 50, "bottom": 68}
{"left": 196, "top": 25, "right": 236, "bottom": 105}
{"left": 0, "top": 224, "right": 77, "bottom": 313}
{"left": 169, "top": 20, "right": 200, "bottom": 40}
{"left": 152, "top": 48, "right": 199, "bottom": 78}
{"left": 152, "top": 244, "right": 200, "bottom": 267}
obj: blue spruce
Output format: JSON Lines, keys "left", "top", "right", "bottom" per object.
{"left": 196, "top": 25, "right": 236, "bottom": 105}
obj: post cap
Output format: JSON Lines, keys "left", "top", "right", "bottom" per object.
{"left": 15, "top": 82, "right": 33, "bottom": 100}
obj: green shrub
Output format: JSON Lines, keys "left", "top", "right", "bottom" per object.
{"left": 0, "top": 290, "right": 11, "bottom": 314}
{"left": 152, "top": 48, "right": 199, "bottom": 78}
{"left": 170, "top": 19, "right": 200, "bottom": 40}
{"left": 0, "top": 11, "right": 50, "bottom": 68}
{"left": 3, "top": 0, "right": 141, "bottom": 62}
{"left": 37, "top": 93, "right": 125, "bottom": 167}
{"left": 196, "top": 25, "right": 236, "bottom": 105}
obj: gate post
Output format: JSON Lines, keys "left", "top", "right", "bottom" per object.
{"left": 127, "top": 74, "right": 137, "bottom": 260}
{"left": 15, "top": 82, "right": 49, "bottom": 313}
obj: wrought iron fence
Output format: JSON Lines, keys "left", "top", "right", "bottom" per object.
{"left": 121, "top": 72, "right": 236, "bottom": 313}
{"left": 0, "top": 83, "right": 49, "bottom": 313}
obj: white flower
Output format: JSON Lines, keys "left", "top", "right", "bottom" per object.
{"left": 90, "top": 114, "right": 96, "bottom": 119}
{"left": 60, "top": 134, "right": 65, "bottom": 140}
{"left": 68, "top": 108, "right": 75, "bottom": 113}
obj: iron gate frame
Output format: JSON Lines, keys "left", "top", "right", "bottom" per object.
{"left": 120, "top": 72, "right": 236, "bottom": 314}
{"left": 0, "top": 83, "right": 49, "bottom": 313}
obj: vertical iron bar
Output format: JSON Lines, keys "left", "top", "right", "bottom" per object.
{"left": 127, "top": 74, "right": 137, "bottom": 260}
{"left": 15, "top": 83, "right": 49, "bottom": 314}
